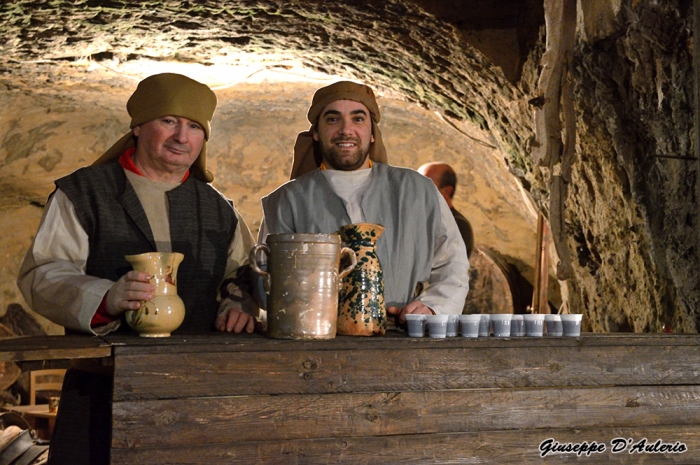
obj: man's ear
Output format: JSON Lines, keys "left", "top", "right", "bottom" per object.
{"left": 312, "top": 129, "right": 319, "bottom": 142}
{"left": 133, "top": 125, "right": 141, "bottom": 137}
{"left": 441, "top": 185, "right": 455, "bottom": 199}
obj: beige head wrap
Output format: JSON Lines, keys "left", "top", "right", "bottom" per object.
{"left": 93, "top": 73, "right": 218, "bottom": 182}
{"left": 290, "top": 81, "right": 388, "bottom": 180}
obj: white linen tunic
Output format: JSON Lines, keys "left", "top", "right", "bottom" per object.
{"left": 260, "top": 163, "right": 469, "bottom": 314}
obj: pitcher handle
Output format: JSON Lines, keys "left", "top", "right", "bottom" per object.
{"left": 338, "top": 247, "right": 358, "bottom": 279}
{"left": 249, "top": 243, "right": 272, "bottom": 288}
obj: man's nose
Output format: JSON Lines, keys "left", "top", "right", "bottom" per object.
{"left": 337, "top": 118, "right": 352, "bottom": 135}
{"left": 172, "top": 123, "right": 189, "bottom": 142}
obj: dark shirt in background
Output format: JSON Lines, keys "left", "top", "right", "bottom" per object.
{"left": 451, "top": 207, "right": 474, "bottom": 258}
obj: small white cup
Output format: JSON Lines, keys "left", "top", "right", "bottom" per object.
{"left": 446, "top": 314, "right": 459, "bottom": 337}
{"left": 478, "top": 314, "right": 491, "bottom": 337}
{"left": 510, "top": 315, "right": 525, "bottom": 336}
{"left": 426, "top": 314, "right": 449, "bottom": 338}
{"left": 545, "top": 314, "right": 563, "bottom": 336}
{"left": 523, "top": 314, "right": 545, "bottom": 337}
{"left": 405, "top": 314, "right": 427, "bottom": 337}
{"left": 490, "top": 314, "right": 513, "bottom": 337}
{"left": 459, "top": 314, "right": 481, "bottom": 337}
{"left": 561, "top": 314, "right": 583, "bottom": 337}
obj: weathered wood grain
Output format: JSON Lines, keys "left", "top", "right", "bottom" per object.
{"left": 112, "top": 341, "right": 700, "bottom": 400}
{"left": 111, "top": 385, "right": 700, "bottom": 448}
{"left": 1, "top": 333, "right": 698, "bottom": 463}
{"left": 104, "top": 332, "right": 700, "bottom": 355}
{"left": 110, "top": 425, "right": 700, "bottom": 464}
{"left": 0, "top": 335, "right": 111, "bottom": 363}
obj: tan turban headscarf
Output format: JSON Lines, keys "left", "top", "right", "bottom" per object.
{"left": 92, "top": 73, "right": 218, "bottom": 182}
{"left": 290, "top": 81, "right": 388, "bottom": 180}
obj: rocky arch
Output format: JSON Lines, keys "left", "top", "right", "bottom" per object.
{"left": 0, "top": 0, "right": 697, "bottom": 334}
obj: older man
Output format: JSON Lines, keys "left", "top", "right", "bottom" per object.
{"left": 261, "top": 81, "right": 469, "bottom": 323}
{"left": 17, "top": 73, "right": 257, "bottom": 464}
{"left": 18, "top": 73, "right": 257, "bottom": 335}
{"left": 418, "top": 162, "right": 475, "bottom": 257}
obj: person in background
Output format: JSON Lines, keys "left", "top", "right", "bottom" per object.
{"left": 260, "top": 81, "right": 469, "bottom": 325}
{"left": 418, "top": 161, "right": 475, "bottom": 258}
{"left": 17, "top": 73, "right": 258, "bottom": 465}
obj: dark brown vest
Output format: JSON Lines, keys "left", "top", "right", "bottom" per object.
{"left": 56, "top": 161, "right": 237, "bottom": 332}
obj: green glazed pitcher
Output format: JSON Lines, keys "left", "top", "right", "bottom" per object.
{"left": 337, "top": 223, "right": 387, "bottom": 336}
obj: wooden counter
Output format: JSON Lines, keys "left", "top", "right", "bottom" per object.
{"left": 3, "top": 332, "right": 700, "bottom": 464}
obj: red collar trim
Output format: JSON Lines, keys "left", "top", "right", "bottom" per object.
{"left": 118, "top": 148, "right": 190, "bottom": 182}
{"left": 119, "top": 147, "right": 141, "bottom": 175}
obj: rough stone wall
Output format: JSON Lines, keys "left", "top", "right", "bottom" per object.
{"left": 564, "top": 0, "right": 698, "bottom": 332}
{"left": 0, "top": 0, "right": 536, "bottom": 178}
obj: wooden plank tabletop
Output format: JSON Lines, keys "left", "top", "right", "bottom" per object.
{"left": 103, "top": 331, "right": 700, "bottom": 355}
{"left": 112, "top": 384, "right": 700, "bottom": 447}
{"left": 0, "top": 335, "right": 111, "bottom": 363}
{"left": 0, "top": 332, "right": 696, "bottom": 361}
{"left": 111, "top": 425, "right": 700, "bottom": 465}
{"left": 106, "top": 331, "right": 700, "bottom": 400}
{"left": 3, "top": 404, "right": 57, "bottom": 419}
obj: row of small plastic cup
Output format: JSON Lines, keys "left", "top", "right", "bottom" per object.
{"left": 405, "top": 313, "right": 582, "bottom": 338}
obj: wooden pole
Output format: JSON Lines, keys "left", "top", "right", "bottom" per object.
{"left": 538, "top": 219, "right": 551, "bottom": 314}
{"left": 531, "top": 214, "right": 543, "bottom": 313}
{"left": 531, "top": 213, "right": 551, "bottom": 315}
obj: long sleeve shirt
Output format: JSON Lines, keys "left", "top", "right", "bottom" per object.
{"left": 259, "top": 165, "right": 469, "bottom": 314}
{"left": 18, "top": 180, "right": 254, "bottom": 335}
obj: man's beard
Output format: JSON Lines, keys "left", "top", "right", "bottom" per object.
{"left": 319, "top": 137, "right": 370, "bottom": 171}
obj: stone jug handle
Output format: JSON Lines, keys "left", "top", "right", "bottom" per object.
{"left": 339, "top": 247, "right": 358, "bottom": 279}
{"left": 249, "top": 243, "right": 271, "bottom": 290}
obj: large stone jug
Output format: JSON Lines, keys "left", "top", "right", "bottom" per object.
{"left": 124, "top": 252, "right": 186, "bottom": 337}
{"left": 250, "top": 233, "right": 357, "bottom": 339}
{"left": 337, "top": 223, "right": 387, "bottom": 336}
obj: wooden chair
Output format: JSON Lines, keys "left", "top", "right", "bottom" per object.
{"left": 29, "top": 369, "right": 65, "bottom": 405}
{"left": 1, "top": 369, "right": 66, "bottom": 440}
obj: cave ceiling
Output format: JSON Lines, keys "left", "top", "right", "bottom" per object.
{"left": 0, "top": 0, "right": 543, "bottom": 176}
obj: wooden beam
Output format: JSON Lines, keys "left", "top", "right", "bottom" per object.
{"left": 0, "top": 335, "right": 111, "bottom": 363}
{"left": 110, "top": 425, "right": 700, "bottom": 464}
{"left": 112, "top": 340, "right": 700, "bottom": 400}
{"left": 111, "top": 385, "right": 700, "bottom": 448}
{"left": 531, "top": 213, "right": 551, "bottom": 313}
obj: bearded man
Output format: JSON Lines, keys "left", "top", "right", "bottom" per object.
{"left": 260, "top": 81, "right": 469, "bottom": 323}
